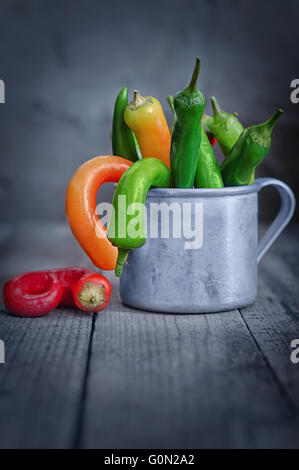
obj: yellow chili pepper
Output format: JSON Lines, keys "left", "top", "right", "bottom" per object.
{"left": 124, "top": 90, "right": 171, "bottom": 169}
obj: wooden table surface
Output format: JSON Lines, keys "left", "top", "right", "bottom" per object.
{"left": 0, "top": 222, "right": 299, "bottom": 449}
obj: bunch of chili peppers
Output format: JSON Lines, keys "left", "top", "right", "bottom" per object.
{"left": 3, "top": 267, "right": 111, "bottom": 317}
{"left": 68, "top": 57, "right": 283, "bottom": 277}
{"left": 3, "top": 57, "right": 283, "bottom": 316}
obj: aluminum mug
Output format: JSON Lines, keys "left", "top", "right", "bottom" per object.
{"left": 119, "top": 178, "right": 295, "bottom": 313}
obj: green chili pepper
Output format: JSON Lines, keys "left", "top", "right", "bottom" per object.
{"left": 168, "top": 94, "right": 223, "bottom": 189}
{"left": 221, "top": 109, "right": 283, "bottom": 186}
{"left": 170, "top": 57, "right": 206, "bottom": 188}
{"left": 206, "top": 97, "right": 244, "bottom": 156}
{"left": 195, "top": 126, "right": 224, "bottom": 188}
{"left": 107, "top": 158, "right": 171, "bottom": 277}
{"left": 112, "top": 86, "right": 141, "bottom": 161}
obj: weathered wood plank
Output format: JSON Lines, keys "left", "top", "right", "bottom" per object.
{"left": 1, "top": 223, "right": 299, "bottom": 448}
{"left": 0, "top": 223, "right": 94, "bottom": 448}
{"left": 0, "top": 309, "right": 93, "bottom": 448}
{"left": 240, "top": 227, "right": 299, "bottom": 412}
{"left": 80, "top": 272, "right": 299, "bottom": 449}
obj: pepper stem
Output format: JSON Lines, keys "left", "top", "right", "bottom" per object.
{"left": 115, "top": 248, "right": 130, "bottom": 277}
{"left": 211, "top": 96, "right": 222, "bottom": 121}
{"left": 129, "top": 90, "right": 147, "bottom": 110}
{"left": 188, "top": 57, "right": 200, "bottom": 92}
{"left": 167, "top": 95, "right": 174, "bottom": 113}
{"left": 78, "top": 282, "right": 106, "bottom": 310}
{"left": 264, "top": 108, "right": 284, "bottom": 135}
{"left": 251, "top": 108, "right": 283, "bottom": 144}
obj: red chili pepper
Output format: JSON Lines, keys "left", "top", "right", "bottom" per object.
{"left": 3, "top": 272, "right": 64, "bottom": 318}
{"left": 72, "top": 272, "right": 111, "bottom": 312}
{"left": 207, "top": 132, "right": 217, "bottom": 147}
{"left": 52, "top": 267, "right": 92, "bottom": 307}
{"left": 2, "top": 267, "right": 111, "bottom": 317}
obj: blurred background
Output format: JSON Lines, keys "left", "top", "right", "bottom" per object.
{"left": 0, "top": 0, "right": 299, "bottom": 223}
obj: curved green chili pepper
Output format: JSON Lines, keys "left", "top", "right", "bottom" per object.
{"left": 170, "top": 57, "right": 206, "bottom": 188}
{"left": 195, "top": 126, "right": 224, "bottom": 188}
{"left": 221, "top": 109, "right": 283, "bottom": 186}
{"left": 112, "top": 86, "right": 141, "bottom": 161}
{"left": 206, "top": 97, "right": 244, "bottom": 156}
{"left": 107, "top": 158, "right": 171, "bottom": 277}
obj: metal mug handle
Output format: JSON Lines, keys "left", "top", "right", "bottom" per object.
{"left": 256, "top": 177, "right": 296, "bottom": 263}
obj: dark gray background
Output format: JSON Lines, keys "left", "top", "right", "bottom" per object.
{"left": 0, "top": 0, "right": 299, "bottom": 222}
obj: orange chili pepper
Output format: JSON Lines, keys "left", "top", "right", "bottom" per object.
{"left": 66, "top": 155, "right": 132, "bottom": 270}
{"left": 124, "top": 91, "right": 171, "bottom": 169}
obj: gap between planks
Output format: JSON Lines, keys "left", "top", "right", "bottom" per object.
{"left": 238, "top": 309, "right": 297, "bottom": 414}
{"left": 72, "top": 312, "right": 97, "bottom": 449}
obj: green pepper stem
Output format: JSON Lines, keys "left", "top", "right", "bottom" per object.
{"left": 188, "top": 57, "right": 200, "bottom": 92}
{"left": 251, "top": 108, "right": 283, "bottom": 143}
{"left": 211, "top": 96, "right": 222, "bottom": 121}
{"left": 264, "top": 108, "right": 284, "bottom": 135}
{"left": 115, "top": 248, "right": 130, "bottom": 277}
{"left": 167, "top": 95, "right": 174, "bottom": 112}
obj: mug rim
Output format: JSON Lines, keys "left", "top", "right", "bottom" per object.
{"left": 147, "top": 179, "right": 260, "bottom": 198}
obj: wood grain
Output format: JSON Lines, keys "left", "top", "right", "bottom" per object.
{"left": 241, "top": 228, "right": 299, "bottom": 411}
{"left": 0, "top": 308, "right": 93, "bottom": 448}
{"left": 0, "top": 223, "right": 299, "bottom": 448}
{"left": 0, "top": 223, "right": 94, "bottom": 448}
{"left": 80, "top": 272, "right": 299, "bottom": 449}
